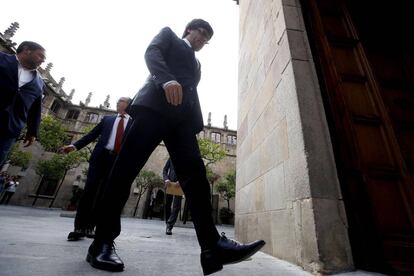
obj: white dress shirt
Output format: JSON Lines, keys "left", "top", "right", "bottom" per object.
{"left": 16, "top": 56, "right": 35, "bottom": 88}
{"left": 105, "top": 113, "right": 131, "bottom": 151}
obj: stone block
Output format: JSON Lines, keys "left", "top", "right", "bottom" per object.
{"left": 278, "top": 31, "right": 292, "bottom": 75}
{"left": 253, "top": 175, "right": 265, "bottom": 212}
{"left": 296, "top": 198, "right": 322, "bottom": 273}
{"left": 260, "top": 118, "right": 289, "bottom": 174}
{"left": 264, "top": 164, "right": 286, "bottom": 211}
{"left": 245, "top": 147, "right": 262, "bottom": 184}
{"left": 258, "top": 211, "right": 273, "bottom": 254}
{"left": 311, "top": 198, "right": 354, "bottom": 273}
{"left": 287, "top": 29, "right": 310, "bottom": 61}
{"left": 270, "top": 208, "right": 298, "bottom": 264}
{"left": 283, "top": 5, "right": 305, "bottom": 31}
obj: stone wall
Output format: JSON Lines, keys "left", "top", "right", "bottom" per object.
{"left": 236, "top": 0, "right": 353, "bottom": 273}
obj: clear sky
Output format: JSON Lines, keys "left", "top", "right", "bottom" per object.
{"left": 0, "top": 0, "right": 239, "bottom": 129}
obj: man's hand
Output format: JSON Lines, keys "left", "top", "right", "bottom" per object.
{"left": 23, "top": 135, "right": 36, "bottom": 147}
{"left": 164, "top": 81, "right": 183, "bottom": 106}
{"left": 59, "top": 145, "right": 76, "bottom": 154}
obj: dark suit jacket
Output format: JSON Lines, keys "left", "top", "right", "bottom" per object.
{"left": 0, "top": 52, "right": 44, "bottom": 138}
{"left": 162, "top": 158, "right": 178, "bottom": 182}
{"left": 128, "top": 27, "right": 204, "bottom": 134}
{"left": 73, "top": 115, "right": 132, "bottom": 164}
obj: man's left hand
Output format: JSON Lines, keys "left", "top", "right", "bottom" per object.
{"left": 23, "top": 135, "right": 36, "bottom": 147}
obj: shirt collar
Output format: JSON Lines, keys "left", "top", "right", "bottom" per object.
{"left": 182, "top": 38, "right": 192, "bottom": 49}
{"left": 118, "top": 113, "right": 130, "bottom": 119}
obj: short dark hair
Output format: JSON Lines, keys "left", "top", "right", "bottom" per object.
{"left": 182, "top": 19, "right": 214, "bottom": 39}
{"left": 16, "top": 41, "right": 45, "bottom": 54}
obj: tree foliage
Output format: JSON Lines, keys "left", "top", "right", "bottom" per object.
{"left": 38, "top": 115, "right": 68, "bottom": 152}
{"left": 215, "top": 170, "right": 236, "bottom": 209}
{"left": 35, "top": 151, "right": 88, "bottom": 180}
{"left": 133, "top": 170, "right": 163, "bottom": 217}
{"left": 198, "top": 138, "right": 226, "bottom": 168}
{"left": 7, "top": 144, "right": 32, "bottom": 169}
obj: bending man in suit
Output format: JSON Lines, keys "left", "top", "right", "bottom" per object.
{"left": 87, "top": 19, "right": 264, "bottom": 275}
{"left": 0, "top": 41, "right": 46, "bottom": 166}
{"left": 163, "top": 158, "right": 183, "bottom": 235}
{"left": 60, "top": 97, "right": 132, "bottom": 241}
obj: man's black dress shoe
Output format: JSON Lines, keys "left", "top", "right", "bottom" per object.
{"left": 85, "top": 229, "right": 95, "bottom": 239}
{"left": 166, "top": 226, "right": 173, "bottom": 235}
{"left": 67, "top": 229, "right": 86, "bottom": 241}
{"left": 86, "top": 240, "right": 124, "bottom": 272}
{"left": 200, "top": 233, "right": 265, "bottom": 275}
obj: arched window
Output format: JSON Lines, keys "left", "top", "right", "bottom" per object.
{"left": 66, "top": 109, "right": 80, "bottom": 120}
{"left": 85, "top": 112, "right": 99, "bottom": 123}
{"left": 211, "top": 132, "right": 221, "bottom": 143}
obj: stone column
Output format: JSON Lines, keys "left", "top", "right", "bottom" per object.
{"left": 236, "top": 0, "right": 353, "bottom": 274}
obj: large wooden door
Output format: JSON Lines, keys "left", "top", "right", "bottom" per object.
{"left": 301, "top": 0, "right": 414, "bottom": 274}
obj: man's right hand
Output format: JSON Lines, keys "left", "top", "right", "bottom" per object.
{"left": 164, "top": 81, "right": 183, "bottom": 106}
{"left": 59, "top": 145, "right": 76, "bottom": 154}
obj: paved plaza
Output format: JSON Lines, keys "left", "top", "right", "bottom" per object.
{"left": 0, "top": 206, "right": 385, "bottom": 276}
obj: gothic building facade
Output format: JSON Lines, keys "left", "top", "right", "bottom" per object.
{"left": 0, "top": 24, "right": 237, "bottom": 222}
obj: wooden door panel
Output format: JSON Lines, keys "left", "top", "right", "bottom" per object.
{"left": 353, "top": 123, "right": 395, "bottom": 168}
{"left": 331, "top": 46, "right": 365, "bottom": 76}
{"left": 366, "top": 177, "right": 413, "bottom": 234}
{"left": 340, "top": 82, "right": 379, "bottom": 118}
{"left": 303, "top": 0, "right": 414, "bottom": 273}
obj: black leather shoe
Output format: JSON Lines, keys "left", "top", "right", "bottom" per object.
{"left": 85, "top": 229, "right": 95, "bottom": 239}
{"left": 67, "top": 229, "right": 86, "bottom": 241}
{"left": 86, "top": 240, "right": 124, "bottom": 272}
{"left": 166, "top": 226, "right": 173, "bottom": 235}
{"left": 200, "top": 233, "right": 265, "bottom": 275}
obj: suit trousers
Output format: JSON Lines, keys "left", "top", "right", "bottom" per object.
{"left": 165, "top": 194, "right": 182, "bottom": 228}
{"left": 74, "top": 149, "right": 117, "bottom": 230}
{"left": 95, "top": 107, "right": 220, "bottom": 250}
{"left": 0, "top": 136, "right": 16, "bottom": 167}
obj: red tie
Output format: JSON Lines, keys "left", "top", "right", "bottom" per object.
{"left": 114, "top": 115, "right": 125, "bottom": 153}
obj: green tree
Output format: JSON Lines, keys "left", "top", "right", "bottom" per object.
{"left": 215, "top": 170, "right": 236, "bottom": 209}
{"left": 34, "top": 115, "right": 90, "bottom": 207}
{"left": 38, "top": 115, "right": 68, "bottom": 152}
{"left": 198, "top": 138, "right": 226, "bottom": 167}
{"left": 133, "top": 170, "right": 163, "bottom": 217}
{"left": 198, "top": 137, "right": 227, "bottom": 200}
{"left": 34, "top": 147, "right": 88, "bottom": 207}
{"left": 7, "top": 144, "right": 32, "bottom": 169}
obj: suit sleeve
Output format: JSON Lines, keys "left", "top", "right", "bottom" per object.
{"left": 162, "top": 159, "right": 171, "bottom": 182}
{"left": 73, "top": 118, "right": 105, "bottom": 150}
{"left": 26, "top": 96, "right": 42, "bottom": 138}
{"left": 145, "top": 27, "right": 176, "bottom": 86}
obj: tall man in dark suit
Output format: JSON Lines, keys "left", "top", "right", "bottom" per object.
{"left": 163, "top": 157, "right": 183, "bottom": 235}
{"left": 60, "top": 97, "right": 132, "bottom": 241}
{"left": 0, "top": 41, "right": 46, "bottom": 166}
{"left": 87, "top": 19, "right": 265, "bottom": 275}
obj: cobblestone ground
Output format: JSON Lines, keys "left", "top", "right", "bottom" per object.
{"left": 0, "top": 206, "right": 385, "bottom": 276}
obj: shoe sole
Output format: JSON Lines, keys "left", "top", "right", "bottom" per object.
{"left": 225, "top": 240, "right": 265, "bottom": 265}
{"left": 202, "top": 241, "right": 266, "bottom": 275}
{"left": 86, "top": 253, "right": 124, "bottom": 272}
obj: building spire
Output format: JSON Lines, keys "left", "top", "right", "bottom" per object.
{"left": 67, "top": 89, "right": 75, "bottom": 101}
{"left": 208, "top": 112, "right": 212, "bottom": 127}
{"left": 85, "top": 92, "right": 92, "bottom": 106}
{"left": 223, "top": 115, "right": 228, "bottom": 130}
{"left": 103, "top": 95, "right": 110, "bottom": 108}
{"left": 56, "top": 77, "right": 65, "bottom": 94}
{"left": 44, "top": 62, "right": 53, "bottom": 74}
{"left": 3, "top": 22, "right": 19, "bottom": 40}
